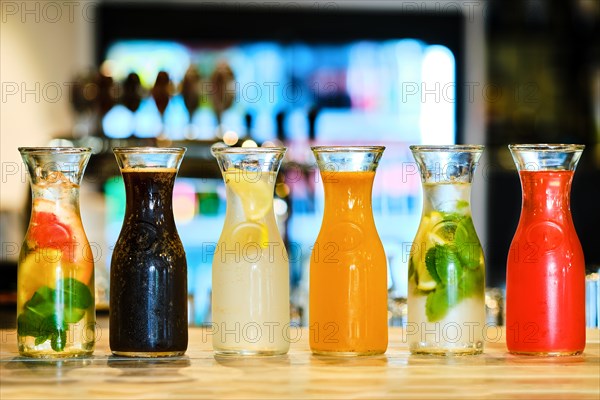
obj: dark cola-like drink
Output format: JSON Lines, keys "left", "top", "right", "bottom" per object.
{"left": 110, "top": 148, "right": 187, "bottom": 357}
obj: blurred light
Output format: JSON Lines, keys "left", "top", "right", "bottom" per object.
{"left": 48, "top": 138, "right": 74, "bottom": 147}
{"left": 134, "top": 98, "right": 163, "bottom": 138}
{"left": 184, "top": 124, "right": 200, "bottom": 140}
{"left": 253, "top": 112, "right": 276, "bottom": 142}
{"left": 100, "top": 60, "right": 115, "bottom": 77}
{"left": 274, "top": 198, "right": 288, "bottom": 216}
{"left": 105, "top": 41, "right": 191, "bottom": 87}
{"left": 173, "top": 181, "right": 196, "bottom": 224}
{"left": 275, "top": 183, "right": 290, "bottom": 198}
{"left": 163, "top": 95, "right": 189, "bottom": 139}
{"left": 419, "top": 45, "right": 455, "bottom": 145}
{"left": 262, "top": 141, "right": 276, "bottom": 147}
{"left": 223, "top": 130, "right": 239, "bottom": 146}
{"left": 221, "top": 109, "right": 245, "bottom": 136}
{"left": 83, "top": 83, "right": 97, "bottom": 101}
{"left": 192, "top": 107, "right": 218, "bottom": 140}
{"left": 242, "top": 140, "right": 258, "bottom": 148}
{"left": 103, "top": 105, "right": 134, "bottom": 139}
{"left": 285, "top": 109, "right": 309, "bottom": 141}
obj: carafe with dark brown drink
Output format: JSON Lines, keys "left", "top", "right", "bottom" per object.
{"left": 110, "top": 147, "right": 188, "bottom": 357}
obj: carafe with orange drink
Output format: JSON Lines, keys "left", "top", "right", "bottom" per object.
{"left": 507, "top": 144, "right": 586, "bottom": 355}
{"left": 309, "top": 146, "right": 388, "bottom": 356}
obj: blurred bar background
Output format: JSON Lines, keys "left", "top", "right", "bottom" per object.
{"left": 1, "top": 0, "right": 598, "bottom": 327}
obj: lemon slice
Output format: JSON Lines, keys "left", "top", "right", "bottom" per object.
{"left": 231, "top": 222, "right": 269, "bottom": 254}
{"left": 18, "top": 248, "right": 94, "bottom": 307}
{"left": 225, "top": 168, "right": 273, "bottom": 221}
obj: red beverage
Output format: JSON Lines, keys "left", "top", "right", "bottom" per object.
{"left": 506, "top": 170, "right": 586, "bottom": 355}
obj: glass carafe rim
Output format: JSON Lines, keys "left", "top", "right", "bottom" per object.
{"left": 211, "top": 146, "right": 286, "bottom": 154}
{"left": 311, "top": 145, "right": 385, "bottom": 153}
{"left": 508, "top": 143, "right": 585, "bottom": 152}
{"left": 409, "top": 144, "right": 484, "bottom": 152}
{"left": 113, "top": 146, "right": 186, "bottom": 154}
{"left": 18, "top": 147, "right": 91, "bottom": 154}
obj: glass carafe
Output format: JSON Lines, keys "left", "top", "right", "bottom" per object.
{"left": 408, "top": 145, "right": 485, "bottom": 355}
{"left": 310, "top": 146, "right": 388, "bottom": 356}
{"left": 507, "top": 144, "right": 586, "bottom": 355}
{"left": 211, "top": 146, "right": 290, "bottom": 356}
{"left": 17, "top": 147, "right": 95, "bottom": 358}
{"left": 110, "top": 147, "right": 188, "bottom": 357}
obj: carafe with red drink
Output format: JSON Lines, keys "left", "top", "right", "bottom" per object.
{"left": 507, "top": 144, "right": 586, "bottom": 355}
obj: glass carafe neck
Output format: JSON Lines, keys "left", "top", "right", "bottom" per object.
{"left": 312, "top": 146, "right": 384, "bottom": 173}
{"left": 212, "top": 146, "right": 286, "bottom": 223}
{"left": 312, "top": 146, "right": 383, "bottom": 221}
{"left": 519, "top": 170, "right": 573, "bottom": 216}
{"left": 19, "top": 147, "right": 91, "bottom": 207}
{"left": 113, "top": 147, "right": 186, "bottom": 220}
{"left": 122, "top": 169, "right": 176, "bottom": 217}
{"left": 509, "top": 145, "right": 583, "bottom": 219}
{"left": 410, "top": 145, "right": 483, "bottom": 184}
{"left": 509, "top": 144, "right": 584, "bottom": 172}
{"left": 212, "top": 146, "right": 286, "bottom": 176}
{"left": 422, "top": 182, "right": 472, "bottom": 215}
{"left": 321, "top": 171, "right": 376, "bottom": 217}
{"left": 19, "top": 147, "right": 91, "bottom": 187}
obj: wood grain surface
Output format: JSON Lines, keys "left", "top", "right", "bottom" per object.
{"left": 1, "top": 325, "right": 598, "bottom": 399}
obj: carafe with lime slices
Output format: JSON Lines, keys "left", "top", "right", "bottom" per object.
{"left": 408, "top": 145, "right": 485, "bottom": 355}
{"left": 17, "top": 147, "right": 95, "bottom": 358}
{"left": 211, "top": 146, "right": 289, "bottom": 356}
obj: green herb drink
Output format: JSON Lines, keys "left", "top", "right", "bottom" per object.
{"left": 408, "top": 145, "right": 485, "bottom": 355}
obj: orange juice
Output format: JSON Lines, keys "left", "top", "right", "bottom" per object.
{"left": 309, "top": 170, "right": 388, "bottom": 355}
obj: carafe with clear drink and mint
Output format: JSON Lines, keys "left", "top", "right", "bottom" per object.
{"left": 408, "top": 145, "right": 486, "bottom": 355}
{"left": 17, "top": 147, "right": 95, "bottom": 358}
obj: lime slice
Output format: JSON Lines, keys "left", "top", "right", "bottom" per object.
{"left": 417, "top": 271, "right": 438, "bottom": 291}
{"left": 412, "top": 216, "right": 437, "bottom": 291}
{"left": 225, "top": 168, "right": 273, "bottom": 221}
{"left": 428, "top": 220, "right": 458, "bottom": 247}
{"left": 415, "top": 246, "right": 438, "bottom": 291}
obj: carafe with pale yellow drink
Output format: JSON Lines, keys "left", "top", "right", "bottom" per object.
{"left": 211, "top": 146, "right": 289, "bottom": 356}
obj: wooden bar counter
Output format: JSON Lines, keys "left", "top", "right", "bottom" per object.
{"left": 1, "top": 326, "right": 598, "bottom": 399}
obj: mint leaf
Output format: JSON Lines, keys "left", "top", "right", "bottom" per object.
{"left": 425, "top": 247, "right": 442, "bottom": 284}
{"left": 34, "top": 335, "right": 49, "bottom": 346}
{"left": 25, "top": 287, "right": 55, "bottom": 311}
{"left": 59, "top": 278, "right": 93, "bottom": 310}
{"left": 434, "top": 245, "right": 463, "bottom": 285}
{"left": 425, "top": 287, "right": 460, "bottom": 322}
{"left": 454, "top": 216, "right": 483, "bottom": 269}
{"left": 456, "top": 200, "right": 469, "bottom": 209}
{"left": 64, "top": 308, "right": 86, "bottom": 324}
{"left": 18, "top": 311, "right": 45, "bottom": 337}
{"left": 17, "top": 278, "right": 92, "bottom": 351}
